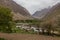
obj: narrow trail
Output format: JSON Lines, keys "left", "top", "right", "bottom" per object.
{"left": 0, "top": 33, "right": 60, "bottom": 40}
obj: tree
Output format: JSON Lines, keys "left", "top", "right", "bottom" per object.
{"left": 41, "top": 21, "right": 54, "bottom": 35}
{"left": 0, "top": 6, "right": 13, "bottom": 33}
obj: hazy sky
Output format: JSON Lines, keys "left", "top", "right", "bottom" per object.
{"left": 13, "top": 0, "right": 60, "bottom": 15}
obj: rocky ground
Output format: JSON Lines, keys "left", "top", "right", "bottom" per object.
{"left": 0, "top": 33, "right": 60, "bottom": 40}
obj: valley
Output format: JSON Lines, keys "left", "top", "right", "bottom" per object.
{"left": 0, "top": 0, "right": 60, "bottom": 40}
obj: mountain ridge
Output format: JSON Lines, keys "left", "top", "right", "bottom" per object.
{"left": 33, "top": 8, "right": 51, "bottom": 19}
{"left": 33, "top": 3, "right": 60, "bottom": 20}
{"left": 43, "top": 3, "right": 60, "bottom": 21}
{"left": 0, "top": 0, "right": 33, "bottom": 20}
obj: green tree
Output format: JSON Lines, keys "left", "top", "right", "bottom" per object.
{"left": 0, "top": 6, "right": 13, "bottom": 33}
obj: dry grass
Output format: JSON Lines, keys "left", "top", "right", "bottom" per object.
{"left": 0, "top": 33, "right": 60, "bottom": 40}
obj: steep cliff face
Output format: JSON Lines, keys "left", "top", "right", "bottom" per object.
{"left": 0, "top": 0, "right": 33, "bottom": 20}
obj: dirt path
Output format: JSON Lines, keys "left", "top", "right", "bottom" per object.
{"left": 0, "top": 33, "right": 60, "bottom": 40}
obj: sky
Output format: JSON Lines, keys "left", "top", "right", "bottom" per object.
{"left": 13, "top": 0, "right": 60, "bottom": 15}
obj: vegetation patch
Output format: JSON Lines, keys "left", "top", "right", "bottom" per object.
{"left": 0, "top": 38, "right": 6, "bottom": 40}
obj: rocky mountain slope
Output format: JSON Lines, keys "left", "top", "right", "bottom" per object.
{"left": 33, "top": 8, "right": 50, "bottom": 19}
{"left": 40, "top": 3, "right": 60, "bottom": 31}
{"left": 43, "top": 3, "right": 60, "bottom": 21}
{"left": 0, "top": 0, "right": 33, "bottom": 20}
{"left": 33, "top": 3, "right": 60, "bottom": 20}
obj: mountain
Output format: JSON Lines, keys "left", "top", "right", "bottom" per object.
{"left": 33, "top": 8, "right": 50, "bottom": 19}
{"left": 33, "top": 3, "right": 60, "bottom": 20}
{"left": 40, "top": 3, "right": 60, "bottom": 31}
{"left": 0, "top": 0, "right": 33, "bottom": 20}
{"left": 43, "top": 3, "right": 60, "bottom": 21}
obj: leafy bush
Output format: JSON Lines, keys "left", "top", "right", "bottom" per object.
{"left": 0, "top": 38, "right": 6, "bottom": 40}
{"left": 0, "top": 6, "right": 14, "bottom": 33}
